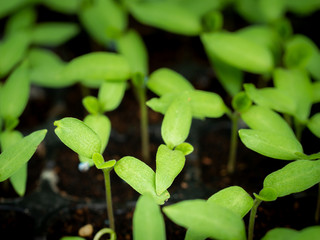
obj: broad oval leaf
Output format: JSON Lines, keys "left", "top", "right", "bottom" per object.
{"left": 201, "top": 31, "right": 274, "bottom": 74}
{"left": 262, "top": 160, "right": 320, "bottom": 198}
{"left": 161, "top": 97, "right": 192, "bottom": 149}
{"left": 31, "top": 22, "right": 79, "bottom": 46}
{"left": 117, "top": 29, "right": 148, "bottom": 76}
{"left": 54, "top": 117, "right": 101, "bottom": 159}
{"left": 98, "top": 81, "right": 127, "bottom": 112}
{"left": 155, "top": 144, "right": 185, "bottom": 195}
{"left": 62, "top": 52, "right": 131, "bottom": 83}
{"left": 147, "top": 68, "right": 194, "bottom": 97}
{"left": 207, "top": 186, "right": 253, "bottom": 218}
{"left": 133, "top": 195, "right": 166, "bottom": 240}
{"left": 240, "top": 105, "right": 296, "bottom": 139}
{"left": 0, "top": 30, "right": 31, "bottom": 77}
{"left": 185, "top": 90, "right": 227, "bottom": 119}
{"left": 0, "top": 61, "right": 30, "bottom": 120}
{"left": 163, "top": 200, "right": 246, "bottom": 240}
{"left": 0, "top": 129, "right": 47, "bottom": 182}
{"left": 114, "top": 156, "right": 170, "bottom": 204}
{"left": 239, "top": 129, "right": 303, "bottom": 160}
{"left": 128, "top": 1, "right": 202, "bottom": 36}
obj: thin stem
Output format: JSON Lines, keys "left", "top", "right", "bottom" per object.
{"left": 227, "top": 112, "right": 239, "bottom": 174}
{"left": 315, "top": 183, "right": 320, "bottom": 223}
{"left": 102, "top": 168, "right": 115, "bottom": 231}
{"left": 248, "top": 199, "right": 262, "bottom": 240}
{"left": 93, "top": 228, "right": 116, "bottom": 240}
{"left": 138, "top": 85, "right": 150, "bottom": 163}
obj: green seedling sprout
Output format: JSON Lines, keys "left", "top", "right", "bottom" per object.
{"left": 54, "top": 117, "right": 116, "bottom": 238}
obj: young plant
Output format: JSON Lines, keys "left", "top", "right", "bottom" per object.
{"left": 54, "top": 117, "right": 116, "bottom": 239}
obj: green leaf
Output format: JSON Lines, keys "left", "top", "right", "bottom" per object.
{"left": 79, "top": 0, "right": 127, "bottom": 44}
{"left": 201, "top": 31, "right": 274, "bottom": 74}
{"left": 128, "top": 1, "right": 202, "bottom": 36}
{"left": 42, "top": 0, "right": 81, "bottom": 14}
{"left": 207, "top": 186, "right": 254, "bottom": 218}
{"left": 92, "top": 153, "right": 116, "bottom": 170}
{"left": 239, "top": 129, "right": 303, "bottom": 160}
{"left": 31, "top": 22, "right": 79, "bottom": 46}
{"left": 54, "top": 117, "right": 101, "bottom": 159}
{"left": 185, "top": 90, "right": 227, "bottom": 119}
{"left": 258, "top": 0, "right": 286, "bottom": 22}
{"left": 5, "top": 7, "right": 36, "bottom": 35}
{"left": 146, "top": 93, "right": 177, "bottom": 115}
{"left": 261, "top": 228, "right": 298, "bottom": 240}
{"left": 0, "top": 30, "right": 31, "bottom": 77}
{"left": 273, "top": 68, "right": 313, "bottom": 122}
{"left": 147, "top": 68, "right": 194, "bottom": 97}
{"left": 117, "top": 29, "right": 148, "bottom": 76}
{"left": 307, "top": 113, "right": 320, "bottom": 138}
{"left": 133, "top": 195, "right": 166, "bottom": 240}
{"left": 83, "top": 114, "right": 111, "bottom": 154}
{"left": 244, "top": 84, "right": 295, "bottom": 115}
{"left": 234, "top": 0, "right": 266, "bottom": 23}
{"left": 262, "top": 160, "right": 320, "bottom": 198}
{"left": 0, "top": 129, "right": 47, "bottom": 182}
{"left": 114, "top": 156, "right": 170, "bottom": 205}
{"left": 313, "top": 82, "right": 320, "bottom": 103}
{"left": 161, "top": 97, "right": 192, "bottom": 149}
{"left": 286, "top": 0, "right": 320, "bottom": 15}
{"left": 0, "top": 130, "right": 23, "bottom": 151}
{"left": 0, "top": 0, "right": 33, "bottom": 18}
{"left": 240, "top": 105, "right": 296, "bottom": 139}
{"left": 62, "top": 52, "right": 131, "bottom": 83}
{"left": 10, "top": 163, "right": 27, "bottom": 196}
{"left": 98, "top": 81, "right": 127, "bottom": 112}
{"left": 155, "top": 144, "right": 185, "bottom": 195}
{"left": 254, "top": 187, "right": 278, "bottom": 202}
{"left": 28, "top": 48, "right": 71, "bottom": 88}
{"left": 175, "top": 142, "right": 194, "bottom": 156}
{"left": 0, "top": 61, "right": 30, "bottom": 120}
{"left": 163, "top": 200, "right": 246, "bottom": 240}
{"left": 231, "top": 91, "right": 252, "bottom": 113}
{"left": 82, "top": 96, "right": 101, "bottom": 115}
{"left": 295, "top": 226, "right": 320, "bottom": 240}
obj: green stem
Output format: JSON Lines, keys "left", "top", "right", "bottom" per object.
{"left": 102, "top": 168, "right": 115, "bottom": 231}
{"left": 227, "top": 112, "right": 239, "bottom": 174}
{"left": 138, "top": 85, "right": 150, "bottom": 163}
{"left": 316, "top": 183, "right": 320, "bottom": 223}
{"left": 93, "top": 228, "right": 116, "bottom": 240}
{"left": 248, "top": 199, "right": 262, "bottom": 240}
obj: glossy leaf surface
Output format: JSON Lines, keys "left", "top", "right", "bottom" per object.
{"left": 54, "top": 117, "right": 101, "bottom": 159}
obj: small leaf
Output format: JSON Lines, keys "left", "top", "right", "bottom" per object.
{"left": 175, "top": 142, "right": 194, "bottom": 156}
{"left": 0, "top": 0, "right": 30, "bottom": 18}
{"left": 307, "top": 113, "right": 320, "bottom": 138}
{"left": 10, "top": 163, "right": 27, "bottom": 196}
{"left": 262, "top": 160, "right": 320, "bottom": 198}
{"left": 83, "top": 114, "right": 111, "bottom": 154}
{"left": 62, "top": 52, "right": 131, "bottom": 83}
{"left": 231, "top": 91, "right": 252, "bottom": 113}
{"left": 98, "top": 81, "right": 127, "bottom": 112}
{"left": 114, "top": 156, "right": 170, "bottom": 204}
{"left": 42, "top": 0, "right": 81, "bottom": 14}
{"left": 54, "top": 117, "right": 101, "bottom": 159}
{"left": 146, "top": 93, "right": 177, "bottom": 115}
{"left": 239, "top": 129, "right": 303, "bottom": 160}
{"left": 163, "top": 200, "right": 246, "bottom": 240}
{"left": 161, "top": 97, "right": 192, "bottom": 149}
{"left": 31, "top": 22, "right": 79, "bottom": 47}
{"left": 5, "top": 7, "right": 36, "bottom": 35}
{"left": 128, "top": 1, "right": 202, "bottom": 36}
{"left": 207, "top": 186, "right": 254, "bottom": 217}
{"left": 92, "top": 153, "right": 115, "bottom": 170}
{"left": 82, "top": 96, "right": 101, "bottom": 115}
{"left": 147, "top": 68, "right": 194, "bottom": 97}
{"left": 0, "top": 129, "right": 47, "bottom": 182}
{"left": 254, "top": 187, "right": 278, "bottom": 202}
{"left": 155, "top": 144, "right": 186, "bottom": 195}
{"left": 201, "top": 31, "right": 274, "bottom": 74}
{"left": 0, "top": 61, "right": 30, "bottom": 120}
{"left": 133, "top": 195, "right": 166, "bottom": 240}
{"left": 261, "top": 228, "right": 298, "bottom": 240}
{"left": 117, "top": 29, "right": 148, "bottom": 76}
